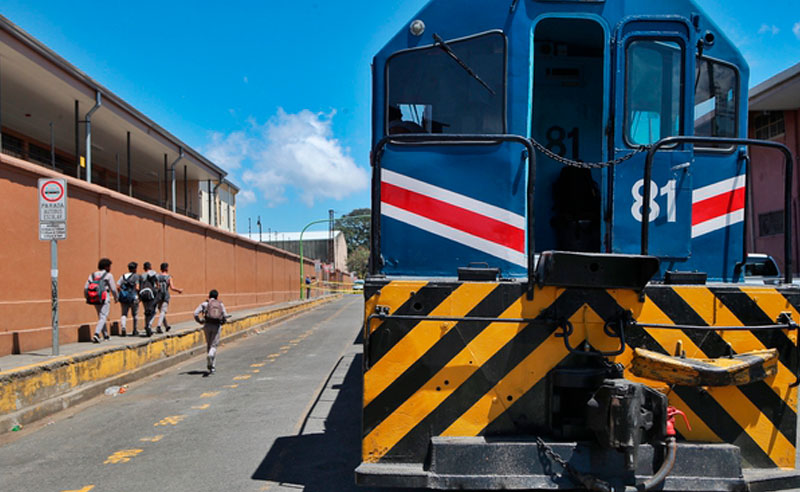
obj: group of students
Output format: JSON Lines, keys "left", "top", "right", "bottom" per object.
{"left": 84, "top": 258, "right": 229, "bottom": 373}
{"left": 84, "top": 259, "right": 182, "bottom": 341}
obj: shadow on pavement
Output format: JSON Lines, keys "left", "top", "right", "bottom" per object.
{"left": 251, "top": 349, "right": 366, "bottom": 491}
{"left": 180, "top": 370, "right": 211, "bottom": 378}
{"left": 252, "top": 343, "right": 421, "bottom": 492}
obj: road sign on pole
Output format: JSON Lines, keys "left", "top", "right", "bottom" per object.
{"left": 38, "top": 178, "right": 66, "bottom": 356}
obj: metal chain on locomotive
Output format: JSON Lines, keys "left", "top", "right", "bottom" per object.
{"left": 530, "top": 137, "right": 650, "bottom": 169}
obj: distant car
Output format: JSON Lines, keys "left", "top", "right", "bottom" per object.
{"left": 743, "top": 253, "right": 782, "bottom": 285}
{"left": 353, "top": 279, "right": 365, "bottom": 291}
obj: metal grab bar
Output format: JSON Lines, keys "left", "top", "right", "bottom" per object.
{"left": 641, "top": 136, "right": 795, "bottom": 284}
{"left": 369, "top": 134, "right": 537, "bottom": 295}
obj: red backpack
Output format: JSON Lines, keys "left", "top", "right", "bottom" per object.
{"left": 86, "top": 272, "right": 109, "bottom": 305}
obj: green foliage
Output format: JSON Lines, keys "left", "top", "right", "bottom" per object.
{"left": 347, "top": 246, "right": 370, "bottom": 279}
{"left": 336, "top": 208, "right": 370, "bottom": 253}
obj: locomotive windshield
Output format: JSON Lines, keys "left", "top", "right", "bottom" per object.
{"left": 386, "top": 31, "right": 505, "bottom": 135}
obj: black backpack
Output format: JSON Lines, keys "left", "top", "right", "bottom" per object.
{"left": 139, "top": 274, "right": 157, "bottom": 302}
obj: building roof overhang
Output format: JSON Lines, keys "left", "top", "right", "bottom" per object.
{"left": 749, "top": 62, "right": 800, "bottom": 112}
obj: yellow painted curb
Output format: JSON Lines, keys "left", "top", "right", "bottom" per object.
{"left": 0, "top": 296, "right": 335, "bottom": 416}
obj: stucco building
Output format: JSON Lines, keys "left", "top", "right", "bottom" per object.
{"left": 747, "top": 63, "right": 800, "bottom": 273}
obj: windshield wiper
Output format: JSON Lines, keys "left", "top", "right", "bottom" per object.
{"left": 433, "top": 33, "right": 496, "bottom": 96}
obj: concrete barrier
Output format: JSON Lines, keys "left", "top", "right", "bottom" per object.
{"left": 0, "top": 295, "right": 337, "bottom": 434}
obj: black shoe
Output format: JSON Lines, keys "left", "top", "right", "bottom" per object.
{"left": 155, "top": 327, "right": 163, "bottom": 334}
{"left": 121, "top": 329, "right": 127, "bottom": 337}
{"left": 145, "top": 328, "right": 153, "bottom": 337}
{"left": 165, "top": 324, "right": 171, "bottom": 333}
{"left": 103, "top": 334, "right": 110, "bottom": 341}
{"left": 131, "top": 329, "right": 139, "bottom": 337}
{"left": 92, "top": 335, "right": 100, "bottom": 344}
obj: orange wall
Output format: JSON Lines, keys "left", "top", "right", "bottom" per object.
{"left": 0, "top": 153, "right": 314, "bottom": 356}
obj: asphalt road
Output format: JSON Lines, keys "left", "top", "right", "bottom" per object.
{"left": 0, "top": 296, "right": 384, "bottom": 492}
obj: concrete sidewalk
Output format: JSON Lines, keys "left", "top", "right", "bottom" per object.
{"left": 0, "top": 295, "right": 339, "bottom": 435}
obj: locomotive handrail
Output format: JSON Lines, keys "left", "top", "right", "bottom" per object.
{"left": 369, "top": 133, "right": 537, "bottom": 294}
{"left": 642, "top": 136, "right": 794, "bottom": 284}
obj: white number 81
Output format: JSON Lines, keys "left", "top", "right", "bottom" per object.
{"left": 631, "top": 179, "right": 677, "bottom": 223}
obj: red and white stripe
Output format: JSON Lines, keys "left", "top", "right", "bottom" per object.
{"left": 381, "top": 169, "right": 527, "bottom": 267}
{"left": 691, "top": 174, "right": 746, "bottom": 239}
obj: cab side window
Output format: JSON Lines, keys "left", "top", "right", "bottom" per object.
{"left": 625, "top": 40, "right": 683, "bottom": 146}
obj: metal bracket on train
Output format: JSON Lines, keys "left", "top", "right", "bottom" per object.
{"left": 632, "top": 311, "right": 800, "bottom": 387}
{"left": 555, "top": 311, "right": 632, "bottom": 358}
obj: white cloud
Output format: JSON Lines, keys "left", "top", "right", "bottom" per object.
{"left": 206, "top": 109, "right": 368, "bottom": 207}
{"left": 205, "top": 130, "right": 249, "bottom": 170}
{"left": 237, "top": 189, "right": 257, "bottom": 205}
{"left": 794, "top": 22, "right": 800, "bottom": 40}
{"left": 759, "top": 24, "right": 780, "bottom": 35}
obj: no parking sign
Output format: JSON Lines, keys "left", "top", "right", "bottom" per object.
{"left": 38, "top": 178, "right": 67, "bottom": 240}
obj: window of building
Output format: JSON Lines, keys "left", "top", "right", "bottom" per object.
{"left": 28, "top": 143, "right": 52, "bottom": 167}
{"left": 759, "top": 210, "right": 784, "bottom": 237}
{"left": 753, "top": 111, "right": 785, "bottom": 140}
{"left": 1, "top": 132, "right": 25, "bottom": 159}
{"left": 625, "top": 40, "right": 683, "bottom": 146}
{"left": 386, "top": 31, "right": 506, "bottom": 135}
{"left": 694, "top": 58, "right": 737, "bottom": 138}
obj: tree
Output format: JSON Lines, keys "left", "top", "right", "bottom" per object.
{"left": 336, "top": 208, "right": 370, "bottom": 253}
{"left": 347, "top": 246, "right": 370, "bottom": 279}
{"left": 336, "top": 208, "right": 370, "bottom": 277}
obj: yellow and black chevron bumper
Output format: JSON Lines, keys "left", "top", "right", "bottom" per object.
{"left": 359, "top": 280, "right": 800, "bottom": 489}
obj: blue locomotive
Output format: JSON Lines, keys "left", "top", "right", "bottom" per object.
{"left": 360, "top": 1, "right": 800, "bottom": 490}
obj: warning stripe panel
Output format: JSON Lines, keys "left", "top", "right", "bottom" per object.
{"left": 362, "top": 282, "right": 798, "bottom": 469}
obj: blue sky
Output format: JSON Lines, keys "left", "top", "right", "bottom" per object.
{"left": 3, "top": 1, "right": 799, "bottom": 235}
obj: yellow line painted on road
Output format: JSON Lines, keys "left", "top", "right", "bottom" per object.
{"left": 251, "top": 363, "right": 265, "bottom": 367}
{"left": 61, "top": 486, "right": 94, "bottom": 492}
{"left": 200, "top": 391, "right": 219, "bottom": 398}
{"left": 224, "top": 384, "right": 239, "bottom": 389}
{"left": 251, "top": 369, "right": 261, "bottom": 373}
{"left": 139, "top": 435, "right": 164, "bottom": 443}
{"left": 233, "top": 374, "right": 252, "bottom": 380}
{"left": 280, "top": 345, "right": 291, "bottom": 350}
{"left": 268, "top": 353, "right": 280, "bottom": 358}
{"left": 192, "top": 404, "right": 210, "bottom": 410}
{"left": 154, "top": 415, "right": 186, "bottom": 426}
{"left": 104, "top": 449, "right": 143, "bottom": 464}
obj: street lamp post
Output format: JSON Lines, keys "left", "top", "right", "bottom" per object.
{"left": 299, "top": 218, "right": 332, "bottom": 300}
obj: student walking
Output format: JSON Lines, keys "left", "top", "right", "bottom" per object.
{"left": 154, "top": 262, "right": 183, "bottom": 333}
{"left": 194, "top": 290, "right": 229, "bottom": 374}
{"left": 84, "top": 258, "right": 118, "bottom": 343}
{"left": 139, "top": 262, "right": 159, "bottom": 337}
{"left": 117, "top": 262, "right": 140, "bottom": 337}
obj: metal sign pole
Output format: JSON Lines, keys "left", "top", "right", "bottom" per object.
{"left": 51, "top": 239, "right": 59, "bottom": 356}
{"left": 38, "top": 177, "right": 67, "bottom": 357}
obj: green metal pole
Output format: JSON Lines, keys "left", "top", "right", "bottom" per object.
{"left": 300, "top": 218, "right": 332, "bottom": 300}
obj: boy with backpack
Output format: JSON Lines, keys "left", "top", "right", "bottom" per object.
{"left": 117, "top": 262, "right": 140, "bottom": 337}
{"left": 154, "top": 262, "right": 183, "bottom": 334}
{"left": 193, "top": 289, "right": 229, "bottom": 374}
{"left": 138, "top": 262, "right": 159, "bottom": 337}
{"left": 84, "top": 258, "right": 118, "bottom": 343}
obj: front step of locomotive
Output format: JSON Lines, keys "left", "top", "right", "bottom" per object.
{"left": 359, "top": 252, "right": 800, "bottom": 491}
